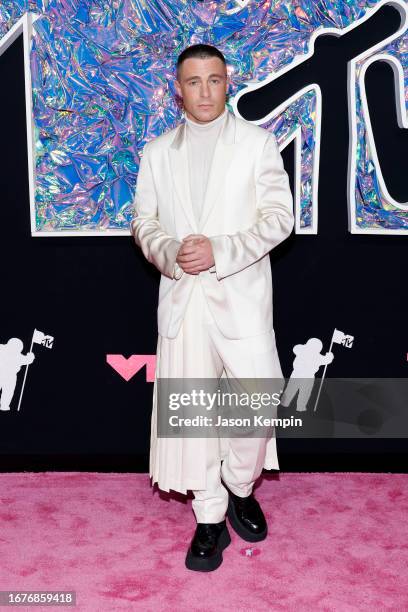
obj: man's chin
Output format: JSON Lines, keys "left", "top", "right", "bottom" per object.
{"left": 189, "top": 107, "right": 221, "bottom": 123}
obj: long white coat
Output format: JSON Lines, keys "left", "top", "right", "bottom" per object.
{"left": 131, "top": 109, "right": 294, "bottom": 493}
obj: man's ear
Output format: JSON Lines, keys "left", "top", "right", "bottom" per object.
{"left": 174, "top": 79, "right": 182, "bottom": 99}
{"left": 225, "top": 72, "right": 230, "bottom": 98}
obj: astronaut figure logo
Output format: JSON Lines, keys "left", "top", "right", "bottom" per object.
{"left": 280, "top": 338, "right": 334, "bottom": 413}
{"left": 280, "top": 328, "right": 354, "bottom": 413}
{"left": 0, "top": 329, "right": 54, "bottom": 412}
{"left": 0, "top": 338, "right": 35, "bottom": 412}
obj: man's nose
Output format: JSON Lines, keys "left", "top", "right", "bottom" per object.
{"left": 200, "top": 83, "right": 211, "bottom": 98}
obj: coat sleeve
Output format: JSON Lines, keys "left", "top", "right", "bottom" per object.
{"left": 208, "top": 133, "right": 294, "bottom": 281}
{"left": 130, "top": 143, "right": 183, "bottom": 280}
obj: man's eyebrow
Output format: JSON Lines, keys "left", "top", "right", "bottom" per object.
{"left": 184, "top": 73, "right": 226, "bottom": 81}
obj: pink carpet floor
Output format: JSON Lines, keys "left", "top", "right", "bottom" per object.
{"left": 0, "top": 472, "right": 407, "bottom": 611}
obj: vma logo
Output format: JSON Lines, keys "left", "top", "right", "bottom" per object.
{"left": 106, "top": 355, "right": 156, "bottom": 382}
{"left": 233, "top": 0, "right": 408, "bottom": 235}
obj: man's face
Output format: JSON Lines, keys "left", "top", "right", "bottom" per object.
{"left": 175, "top": 56, "right": 228, "bottom": 124}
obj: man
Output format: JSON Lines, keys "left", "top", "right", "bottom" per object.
{"left": 131, "top": 44, "right": 294, "bottom": 572}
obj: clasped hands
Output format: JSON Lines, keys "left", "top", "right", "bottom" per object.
{"left": 176, "top": 234, "right": 215, "bottom": 275}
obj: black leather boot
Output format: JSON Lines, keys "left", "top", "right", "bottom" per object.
{"left": 185, "top": 520, "right": 231, "bottom": 572}
{"left": 226, "top": 490, "right": 268, "bottom": 542}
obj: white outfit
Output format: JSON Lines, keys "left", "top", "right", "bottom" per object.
{"left": 131, "top": 108, "right": 294, "bottom": 340}
{"left": 156, "top": 277, "right": 283, "bottom": 523}
{"left": 131, "top": 108, "right": 294, "bottom": 513}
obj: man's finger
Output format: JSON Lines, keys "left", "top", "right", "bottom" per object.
{"left": 178, "top": 245, "right": 201, "bottom": 256}
{"left": 184, "top": 267, "right": 204, "bottom": 274}
{"left": 178, "top": 254, "right": 203, "bottom": 264}
{"left": 179, "top": 258, "right": 205, "bottom": 268}
{"left": 177, "top": 263, "right": 201, "bottom": 274}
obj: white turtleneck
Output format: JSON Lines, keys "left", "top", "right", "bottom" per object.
{"left": 185, "top": 107, "right": 228, "bottom": 225}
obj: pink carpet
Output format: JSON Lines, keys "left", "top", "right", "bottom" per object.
{"left": 0, "top": 472, "right": 407, "bottom": 611}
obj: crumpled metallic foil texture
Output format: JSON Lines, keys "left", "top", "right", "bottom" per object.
{"left": 0, "top": 0, "right": 407, "bottom": 231}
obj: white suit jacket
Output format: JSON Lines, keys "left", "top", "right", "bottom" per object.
{"left": 130, "top": 109, "right": 294, "bottom": 339}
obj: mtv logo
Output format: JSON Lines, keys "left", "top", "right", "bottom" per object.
{"left": 0, "top": 1, "right": 407, "bottom": 236}
{"left": 341, "top": 335, "right": 354, "bottom": 348}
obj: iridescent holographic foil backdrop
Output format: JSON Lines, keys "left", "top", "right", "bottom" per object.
{"left": 0, "top": 0, "right": 407, "bottom": 233}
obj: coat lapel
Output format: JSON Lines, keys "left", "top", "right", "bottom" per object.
{"left": 168, "top": 123, "right": 197, "bottom": 231}
{"left": 168, "top": 109, "right": 237, "bottom": 233}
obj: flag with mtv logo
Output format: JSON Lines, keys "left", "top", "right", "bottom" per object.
{"left": 332, "top": 328, "right": 354, "bottom": 348}
{"left": 314, "top": 328, "right": 354, "bottom": 412}
{"left": 32, "top": 328, "right": 54, "bottom": 349}
{"left": 17, "top": 328, "right": 55, "bottom": 411}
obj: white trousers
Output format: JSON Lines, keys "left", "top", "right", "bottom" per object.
{"left": 156, "top": 277, "right": 283, "bottom": 523}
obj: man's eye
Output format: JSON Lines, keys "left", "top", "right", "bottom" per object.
{"left": 211, "top": 79, "right": 220, "bottom": 84}
{"left": 189, "top": 81, "right": 198, "bottom": 85}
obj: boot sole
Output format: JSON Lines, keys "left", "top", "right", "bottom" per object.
{"left": 226, "top": 497, "right": 268, "bottom": 542}
{"left": 185, "top": 525, "right": 231, "bottom": 572}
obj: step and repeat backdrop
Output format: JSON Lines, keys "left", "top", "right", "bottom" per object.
{"left": 0, "top": 1, "right": 407, "bottom": 469}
